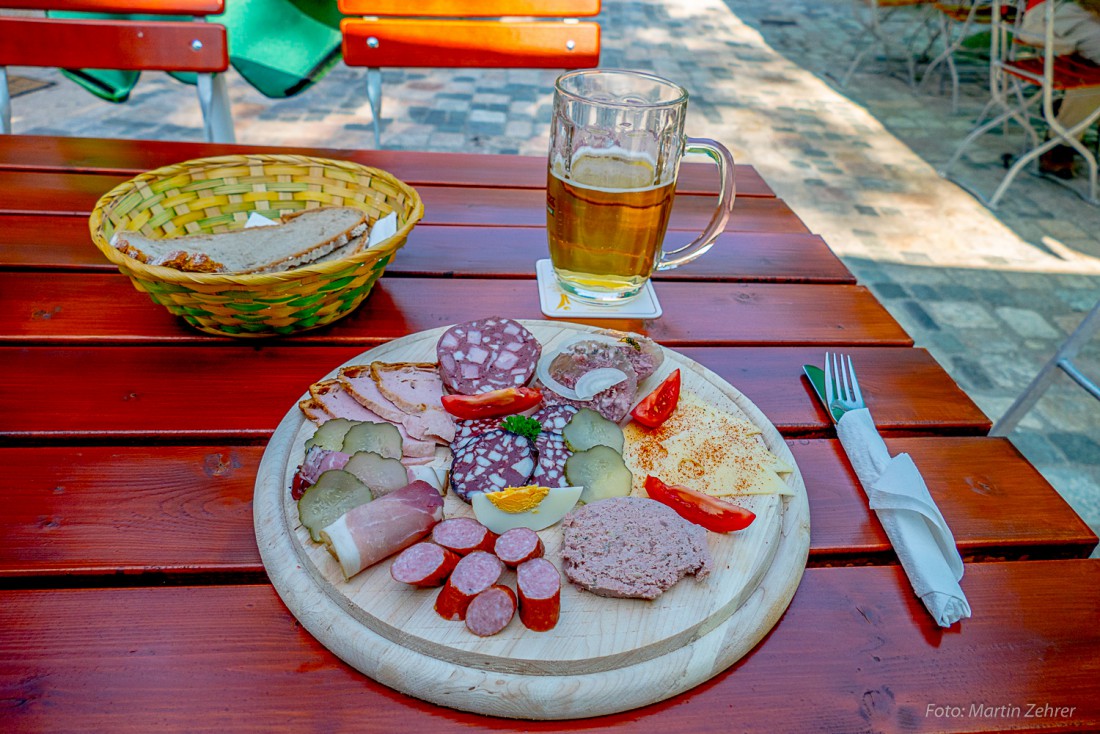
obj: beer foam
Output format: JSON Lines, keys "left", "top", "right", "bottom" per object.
{"left": 561, "top": 147, "right": 668, "bottom": 192}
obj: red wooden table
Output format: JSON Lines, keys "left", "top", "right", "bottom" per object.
{"left": 1, "top": 135, "right": 1097, "bottom": 732}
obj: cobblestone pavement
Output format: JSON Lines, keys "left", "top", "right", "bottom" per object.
{"left": 6, "top": 0, "right": 1098, "bottom": 543}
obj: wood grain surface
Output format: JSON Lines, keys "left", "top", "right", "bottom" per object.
{"left": 0, "top": 215, "right": 854, "bottom": 284}
{"left": 0, "top": 275, "right": 908, "bottom": 346}
{"left": 3, "top": 561, "right": 1097, "bottom": 732}
{"left": 253, "top": 322, "right": 809, "bottom": 717}
{"left": 0, "top": 174, "right": 805, "bottom": 232}
{"left": 0, "top": 17, "right": 228, "bottom": 72}
{"left": 3, "top": 437, "right": 1092, "bottom": 581}
{"left": 0, "top": 135, "right": 774, "bottom": 196}
{"left": 0, "top": 346, "right": 986, "bottom": 441}
{"left": 3, "top": 137, "right": 1096, "bottom": 731}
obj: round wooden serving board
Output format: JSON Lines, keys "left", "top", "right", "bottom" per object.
{"left": 254, "top": 321, "right": 810, "bottom": 720}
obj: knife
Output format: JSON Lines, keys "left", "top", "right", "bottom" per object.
{"left": 802, "top": 364, "right": 843, "bottom": 423}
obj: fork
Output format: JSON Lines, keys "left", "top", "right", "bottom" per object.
{"left": 824, "top": 352, "right": 866, "bottom": 421}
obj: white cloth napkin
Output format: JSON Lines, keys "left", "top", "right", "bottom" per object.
{"left": 836, "top": 408, "right": 971, "bottom": 627}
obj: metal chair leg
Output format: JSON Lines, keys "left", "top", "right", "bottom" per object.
{"left": 196, "top": 72, "right": 235, "bottom": 144}
{"left": 1, "top": 67, "right": 11, "bottom": 134}
{"left": 366, "top": 68, "right": 382, "bottom": 148}
{"left": 990, "top": 300, "right": 1100, "bottom": 436}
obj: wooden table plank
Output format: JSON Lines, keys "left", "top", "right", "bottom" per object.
{"left": 3, "top": 561, "right": 1097, "bottom": 732}
{"left": 0, "top": 173, "right": 807, "bottom": 232}
{"left": 0, "top": 215, "right": 855, "bottom": 284}
{"left": 0, "top": 134, "right": 775, "bottom": 197}
{"left": 2, "top": 438, "right": 1090, "bottom": 580}
{"left": 0, "top": 346, "right": 984, "bottom": 442}
{"left": 0, "top": 275, "right": 908, "bottom": 346}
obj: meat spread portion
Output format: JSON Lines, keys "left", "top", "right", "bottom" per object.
{"left": 560, "top": 496, "right": 712, "bottom": 600}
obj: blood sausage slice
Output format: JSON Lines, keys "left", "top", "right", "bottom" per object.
{"left": 431, "top": 517, "right": 497, "bottom": 555}
{"left": 449, "top": 429, "right": 536, "bottom": 502}
{"left": 390, "top": 541, "right": 460, "bottom": 587}
{"left": 464, "top": 584, "right": 518, "bottom": 637}
{"left": 530, "top": 432, "right": 571, "bottom": 488}
{"left": 434, "top": 551, "right": 504, "bottom": 621}
{"left": 494, "top": 527, "right": 544, "bottom": 568}
{"left": 530, "top": 404, "right": 578, "bottom": 433}
{"left": 517, "top": 557, "right": 561, "bottom": 632}
{"left": 437, "top": 317, "right": 540, "bottom": 395}
{"left": 451, "top": 416, "right": 503, "bottom": 452}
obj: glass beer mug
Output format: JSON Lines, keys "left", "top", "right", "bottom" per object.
{"left": 547, "top": 68, "right": 736, "bottom": 303}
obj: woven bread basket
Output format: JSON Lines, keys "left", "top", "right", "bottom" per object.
{"left": 89, "top": 154, "right": 424, "bottom": 337}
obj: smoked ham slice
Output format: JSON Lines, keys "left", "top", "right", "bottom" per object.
{"left": 320, "top": 480, "right": 444, "bottom": 579}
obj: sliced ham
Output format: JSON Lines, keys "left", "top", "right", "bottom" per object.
{"left": 372, "top": 362, "right": 447, "bottom": 413}
{"left": 339, "top": 365, "right": 407, "bottom": 424}
{"left": 310, "top": 380, "right": 388, "bottom": 423}
{"left": 372, "top": 362, "right": 456, "bottom": 444}
{"left": 298, "top": 398, "right": 328, "bottom": 425}
{"left": 319, "top": 480, "right": 444, "bottom": 580}
{"left": 341, "top": 362, "right": 456, "bottom": 445}
{"left": 402, "top": 409, "right": 456, "bottom": 446}
{"left": 301, "top": 378, "right": 437, "bottom": 459}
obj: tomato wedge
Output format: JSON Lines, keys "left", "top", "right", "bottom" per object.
{"left": 630, "top": 369, "right": 681, "bottom": 428}
{"left": 441, "top": 387, "right": 542, "bottom": 420}
{"left": 644, "top": 475, "right": 755, "bottom": 533}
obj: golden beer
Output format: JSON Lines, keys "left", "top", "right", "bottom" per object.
{"left": 547, "top": 150, "right": 675, "bottom": 300}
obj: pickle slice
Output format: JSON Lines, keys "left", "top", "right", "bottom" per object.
{"left": 565, "top": 445, "right": 633, "bottom": 505}
{"left": 304, "top": 418, "right": 360, "bottom": 452}
{"left": 341, "top": 421, "right": 403, "bottom": 459}
{"left": 298, "top": 469, "right": 373, "bottom": 542}
{"left": 343, "top": 451, "right": 410, "bottom": 497}
{"left": 562, "top": 408, "right": 625, "bottom": 453}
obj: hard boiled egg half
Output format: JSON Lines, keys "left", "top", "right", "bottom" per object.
{"left": 471, "top": 484, "right": 583, "bottom": 535}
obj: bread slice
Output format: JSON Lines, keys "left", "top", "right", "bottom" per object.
{"left": 114, "top": 206, "right": 370, "bottom": 274}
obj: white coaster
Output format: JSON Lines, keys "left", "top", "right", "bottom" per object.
{"left": 535, "top": 259, "right": 663, "bottom": 319}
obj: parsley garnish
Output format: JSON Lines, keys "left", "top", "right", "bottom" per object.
{"left": 501, "top": 415, "right": 542, "bottom": 441}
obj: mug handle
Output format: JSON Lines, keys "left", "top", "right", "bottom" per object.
{"left": 656, "top": 137, "right": 736, "bottom": 271}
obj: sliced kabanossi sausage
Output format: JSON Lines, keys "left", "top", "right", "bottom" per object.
{"left": 431, "top": 517, "right": 497, "bottom": 555}
{"left": 449, "top": 429, "right": 536, "bottom": 502}
{"left": 464, "top": 584, "right": 518, "bottom": 637}
{"left": 434, "top": 551, "right": 504, "bottom": 621}
{"left": 516, "top": 557, "right": 561, "bottom": 632}
{"left": 390, "top": 541, "right": 460, "bottom": 587}
{"left": 493, "top": 527, "right": 545, "bottom": 568}
{"left": 436, "top": 317, "right": 541, "bottom": 395}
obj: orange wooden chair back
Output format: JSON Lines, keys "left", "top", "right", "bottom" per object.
{"left": 0, "top": 1, "right": 233, "bottom": 141}
{"left": 338, "top": 0, "right": 600, "bottom": 147}
{"left": 339, "top": 0, "right": 600, "bottom": 70}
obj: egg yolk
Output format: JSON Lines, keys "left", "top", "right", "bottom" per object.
{"left": 484, "top": 485, "right": 550, "bottom": 514}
